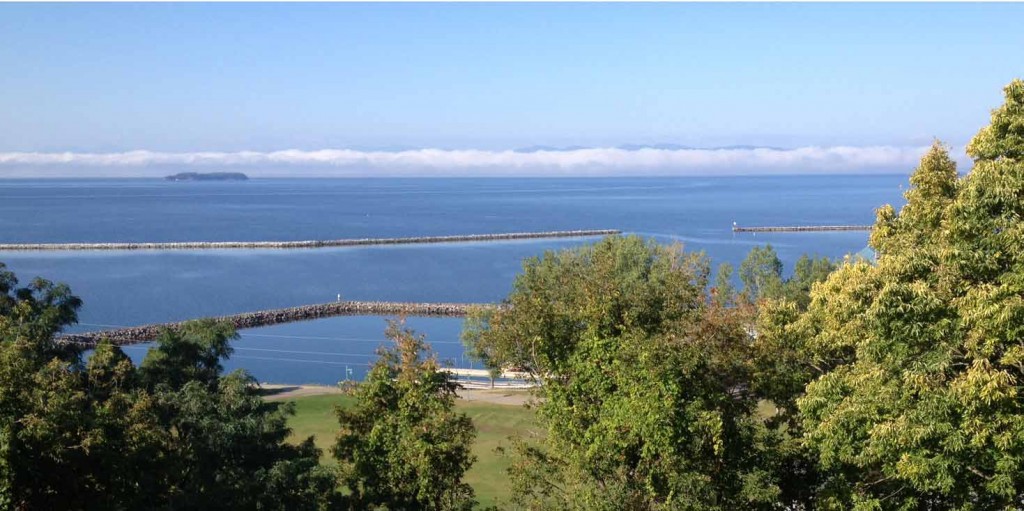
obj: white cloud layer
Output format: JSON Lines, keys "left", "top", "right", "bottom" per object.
{"left": 0, "top": 145, "right": 961, "bottom": 178}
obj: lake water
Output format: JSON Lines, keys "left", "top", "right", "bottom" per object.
{"left": 0, "top": 176, "right": 907, "bottom": 384}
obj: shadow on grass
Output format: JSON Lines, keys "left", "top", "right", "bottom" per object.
{"left": 256, "top": 385, "right": 301, "bottom": 397}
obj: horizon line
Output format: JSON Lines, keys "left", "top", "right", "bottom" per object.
{"left": 0, "top": 144, "right": 969, "bottom": 178}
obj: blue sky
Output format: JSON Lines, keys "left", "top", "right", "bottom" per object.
{"left": 0, "top": 3, "right": 1021, "bottom": 177}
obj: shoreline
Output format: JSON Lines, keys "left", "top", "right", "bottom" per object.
{"left": 260, "top": 383, "right": 533, "bottom": 406}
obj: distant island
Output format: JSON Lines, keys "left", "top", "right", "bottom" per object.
{"left": 165, "top": 172, "right": 248, "bottom": 181}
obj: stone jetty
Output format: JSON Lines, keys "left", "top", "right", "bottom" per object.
{"left": 732, "top": 225, "right": 872, "bottom": 233}
{"left": 0, "top": 229, "right": 620, "bottom": 252}
{"left": 59, "top": 300, "right": 499, "bottom": 348}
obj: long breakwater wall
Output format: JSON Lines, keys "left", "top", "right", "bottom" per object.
{"left": 732, "top": 225, "right": 872, "bottom": 233}
{"left": 0, "top": 229, "right": 620, "bottom": 252}
{"left": 59, "top": 301, "right": 498, "bottom": 348}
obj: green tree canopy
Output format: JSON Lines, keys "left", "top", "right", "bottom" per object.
{"left": 334, "top": 320, "right": 477, "bottom": 511}
{"left": 759, "top": 79, "right": 1024, "bottom": 509}
{"left": 140, "top": 318, "right": 236, "bottom": 391}
{"left": 464, "top": 235, "right": 709, "bottom": 380}
{"left": 737, "top": 245, "right": 835, "bottom": 310}
{"left": 465, "top": 235, "right": 794, "bottom": 510}
{"left": 713, "top": 262, "right": 736, "bottom": 307}
{"left": 0, "top": 263, "right": 335, "bottom": 510}
{"left": 739, "top": 245, "right": 784, "bottom": 303}
{"left": 871, "top": 140, "right": 959, "bottom": 256}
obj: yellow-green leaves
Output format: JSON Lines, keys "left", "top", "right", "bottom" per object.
{"left": 793, "top": 79, "right": 1024, "bottom": 508}
{"left": 967, "top": 79, "right": 1024, "bottom": 163}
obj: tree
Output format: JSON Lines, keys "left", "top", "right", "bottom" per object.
{"left": 152, "top": 369, "right": 337, "bottom": 510}
{"left": 460, "top": 306, "right": 504, "bottom": 387}
{"left": 782, "top": 254, "right": 836, "bottom": 311}
{"left": 739, "top": 245, "right": 784, "bottom": 303}
{"left": 334, "top": 320, "right": 477, "bottom": 511}
{"left": 463, "top": 235, "right": 710, "bottom": 380}
{"left": 140, "top": 321, "right": 337, "bottom": 510}
{"left": 0, "top": 262, "right": 92, "bottom": 509}
{"left": 713, "top": 262, "right": 736, "bottom": 307}
{"left": 789, "top": 79, "right": 1024, "bottom": 509}
{"left": 870, "top": 140, "right": 959, "bottom": 256}
{"left": 738, "top": 245, "right": 834, "bottom": 310}
{"left": 78, "top": 342, "right": 167, "bottom": 509}
{"left": 0, "top": 262, "right": 82, "bottom": 362}
{"left": 465, "top": 235, "right": 789, "bottom": 510}
{"left": 0, "top": 262, "right": 336, "bottom": 510}
{"left": 140, "top": 318, "right": 236, "bottom": 391}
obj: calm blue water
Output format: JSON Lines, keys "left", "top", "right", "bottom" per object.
{"left": 0, "top": 176, "right": 906, "bottom": 383}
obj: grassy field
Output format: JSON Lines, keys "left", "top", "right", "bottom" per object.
{"left": 282, "top": 392, "right": 539, "bottom": 508}
{"left": 283, "top": 392, "right": 781, "bottom": 508}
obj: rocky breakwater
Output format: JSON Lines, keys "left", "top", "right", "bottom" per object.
{"left": 731, "top": 225, "right": 871, "bottom": 233}
{"left": 60, "top": 300, "right": 499, "bottom": 348}
{"left": 0, "top": 229, "right": 621, "bottom": 252}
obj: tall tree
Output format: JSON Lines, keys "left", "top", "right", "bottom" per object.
{"left": 792, "top": 79, "right": 1024, "bottom": 508}
{"left": 465, "top": 236, "right": 789, "bottom": 510}
{"left": 152, "top": 369, "right": 336, "bottom": 510}
{"left": 739, "top": 245, "right": 784, "bottom": 303}
{"left": 0, "top": 263, "right": 89, "bottom": 509}
{"left": 782, "top": 254, "right": 836, "bottom": 311}
{"left": 713, "top": 262, "right": 736, "bottom": 307}
{"left": 460, "top": 306, "right": 504, "bottom": 387}
{"left": 0, "top": 263, "right": 336, "bottom": 510}
{"left": 140, "top": 322, "right": 337, "bottom": 510}
{"left": 464, "top": 235, "right": 709, "bottom": 380}
{"left": 738, "top": 246, "right": 834, "bottom": 310}
{"left": 870, "top": 140, "right": 959, "bottom": 256}
{"left": 334, "top": 320, "right": 477, "bottom": 511}
{"left": 140, "top": 318, "right": 236, "bottom": 391}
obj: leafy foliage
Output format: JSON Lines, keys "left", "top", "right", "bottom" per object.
{"left": 713, "top": 262, "right": 736, "bottom": 307}
{"left": 738, "top": 244, "right": 835, "bottom": 310}
{"left": 3, "top": 78, "right": 1024, "bottom": 511}
{"left": 759, "top": 79, "right": 1024, "bottom": 509}
{"left": 153, "top": 369, "right": 336, "bottom": 510}
{"left": 740, "top": 245, "right": 785, "bottom": 302}
{"left": 0, "top": 263, "right": 335, "bottom": 510}
{"left": 464, "top": 235, "right": 709, "bottom": 379}
{"left": 334, "top": 320, "right": 477, "bottom": 511}
{"left": 140, "top": 318, "right": 236, "bottom": 390}
{"left": 784, "top": 254, "right": 839, "bottom": 311}
{"left": 465, "top": 235, "right": 793, "bottom": 509}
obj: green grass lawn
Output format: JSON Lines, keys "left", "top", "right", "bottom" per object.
{"left": 282, "top": 392, "right": 539, "bottom": 509}
{"left": 283, "top": 392, "right": 782, "bottom": 508}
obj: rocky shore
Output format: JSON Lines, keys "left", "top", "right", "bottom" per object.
{"left": 0, "top": 229, "right": 620, "bottom": 252}
{"left": 731, "top": 225, "right": 871, "bottom": 233}
{"left": 60, "top": 300, "right": 498, "bottom": 347}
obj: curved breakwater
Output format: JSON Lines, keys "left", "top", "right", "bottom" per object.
{"left": 0, "top": 229, "right": 620, "bottom": 251}
{"left": 60, "top": 300, "right": 499, "bottom": 347}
